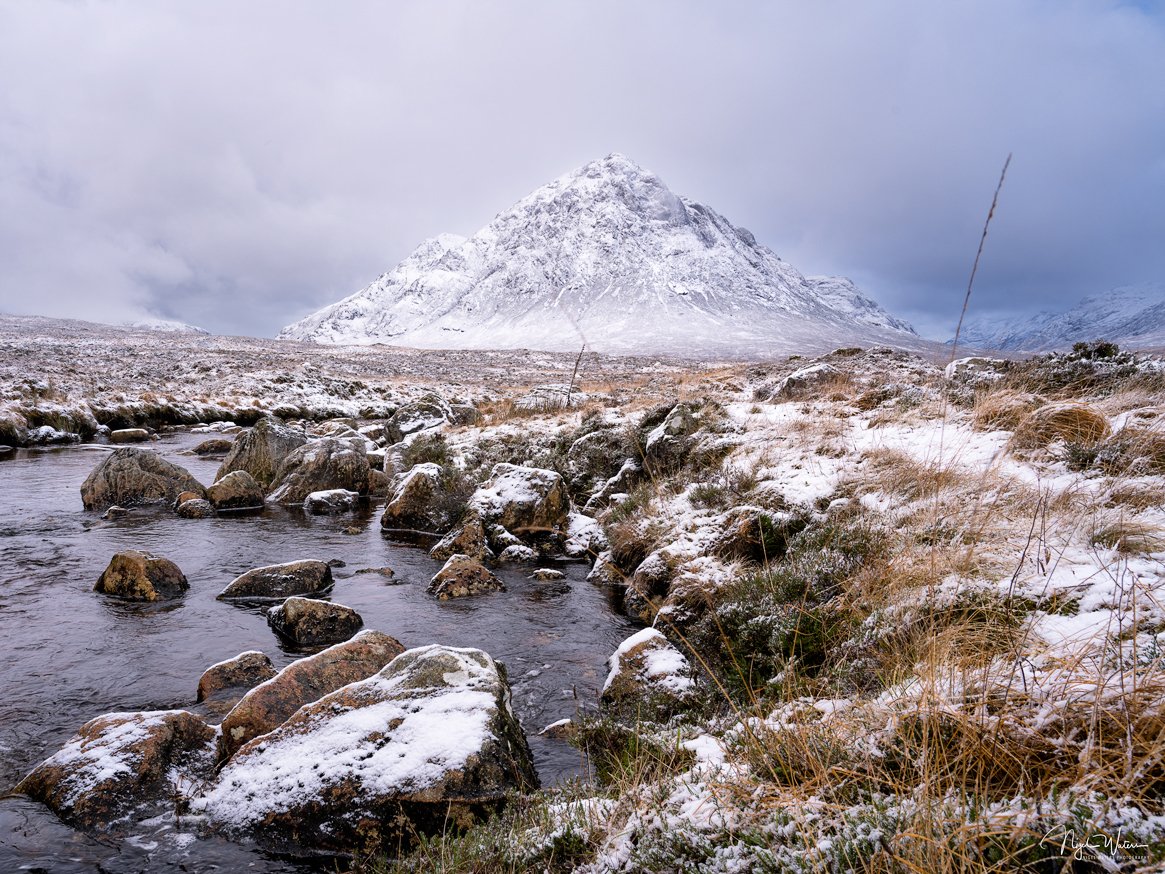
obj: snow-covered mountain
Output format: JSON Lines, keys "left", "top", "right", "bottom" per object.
{"left": 955, "top": 283, "right": 1165, "bottom": 352}
{"left": 281, "top": 154, "right": 920, "bottom": 357}
{"left": 122, "top": 316, "right": 208, "bottom": 334}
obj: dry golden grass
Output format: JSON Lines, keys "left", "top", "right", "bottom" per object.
{"left": 971, "top": 388, "right": 1044, "bottom": 432}
{"left": 1010, "top": 402, "right": 1111, "bottom": 451}
{"left": 1106, "top": 480, "right": 1165, "bottom": 511}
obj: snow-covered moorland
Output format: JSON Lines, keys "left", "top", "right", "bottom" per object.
{"left": 6, "top": 317, "right": 1165, "bottom": 871}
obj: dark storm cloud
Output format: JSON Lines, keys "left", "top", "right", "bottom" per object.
{"left": 0, "top": 1, "right": 1162, "bottom": 339}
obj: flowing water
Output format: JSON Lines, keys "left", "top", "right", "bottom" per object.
{"left": 0, "top": 435, "right": 637, "bottom": 872}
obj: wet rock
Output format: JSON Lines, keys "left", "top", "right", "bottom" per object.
{"left": 354, "top": 566, "right": 395, "bottom": 579}
{"left": 467, "top": 463, "right": 569, "bottom": 542}
{"left": 268, "top": 438, "right": 370, "bottom": 505}
{"left": 216, "top": 416, "right": 308, "bottom": 489}
{"left": 428, "top": 554, "right": 505, "bottom": 600}
{"left": 217, "top": 559, "right": 333, "bottom": 601}
{"left": 199, "top": 645, "right": 537, "bottom": 858}
{"left": 429, "top": 515, "right": 492, "bottom": 562}
{"left": 175, "top": 489, "right": 203, "bottom": 506}
{"left": 381, "top": 462, "right": 462, "bottom": 533}
{"left": 109, "top": 428, "right": 150, "bottom": 444}
{"left": 94, "top": 550, "right": 188, "bottom": 601}
{"left": 15, "top": 710, "right": 215, "bottom": 831}
{"left": 267, "top": 597, "right": 364, "bottom": 647}
{"left": 0, "top": 408, "right": 29, "bottom": 446}
{"left": 384, "top": 393, "right": 453, "bottom": 444}
{"left": 538, "top": 718, "right": 576, "bottom": 740}
{"left": 206, "top": 470, "right": 265, "bottom": 511}
{"left": 176, "top": 497, "right": 216, "bottom": 519}
{"left": 196, "top": 651, "right": 278, "bottom": 704}
{"left": 303, "top": 488, "right": 360, "bottom": 514}
{"left": 368, "top": 467, "right": 391, "bottom": 497}
{"left": 80, "top": 447, "right": 206, "bottom": 511}
{"left": 192, "top": 437, "right": 235, "bottom": 455}
{"left": 216, "top": 630, "right": 405, "bottom": 761}
{"left": 600, "top": 628, "right": 695, "bottom": 719}
{"left": 531, "top": 568, "right": 565, "bottom": 581}
{"left": 101, "top": 504, "right": 130, "bottom": 520}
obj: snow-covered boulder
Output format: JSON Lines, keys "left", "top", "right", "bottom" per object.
{"left": 303, "top": 488, "right": 360, "bottom": 514}
{"left": 468, "top": 463, "right": 570, "bottom": 545}
{"left": 381, "top": 463, "right": 462, "bottom": 533}
{"left": 206, "top": 469, "right": 265, "bottom": 511}
{"left": 267, "top": 597, "right": 363, "bottom": 647}
{"left": 268, "top": 438, "right": 370, "bottom": 505}
{"left": 643, "top": 404, "right": 697, "bottom": 468}
{"left": 428, "top": 554, "right": 505, "bottom": 600}
{"left": 16, "top": 710, "right": 215, "bottom": 831}
{"left": 216, "top": 416, "right": 307, "bottom": 489}
{"left": 601, "top": 628, "right": 696, "bottom": 718}
{"left": 216, "top": 629, "right": 404, "bottom": 762}
{"left": 196, "top": 651, "right": 277, "bottom": 707}
{"left": 385, "top": 393, "right": 453, "bottom": 444}
{"left": 584, "top": 458, "right": 643, "bottom": 512}
{"left": 109, "top": 428, "right": 150, "bottom": 444}
{"left": 94, "top": 550, "right": 188, "bottom": 601}
{"left": 564, "top": 512, "right": 608, "bottom": 558}
{"left": 198, "top": 645, "right": 537, "bottom": 857}
{"left": 216, "top": 559, "right": 333, "bottom": 601}
{"left": 80, "top": 447, "right": 206, "bottom": 511}
{"left": 773, "top": 362, "right": 841, "bottom": 399}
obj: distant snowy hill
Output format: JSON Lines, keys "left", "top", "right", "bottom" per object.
{"left": 281, "top": 154, "right": 921, "bottom": 358}
{"left": 122, "top": 317, "right": 208, "bottom": 334}
{"left": 955, "top": 283, "right": 1165, "bottom": 352}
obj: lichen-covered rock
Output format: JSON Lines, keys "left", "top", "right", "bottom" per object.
{"left": 303, "top": 488, "right": 360, "bottom": 514}
{"left": 15, "top": 710, "right": 215, "bottom": 831}
{"left": 216, "top": 416, "right": 307, "bottom": 489}
{"left": 384, "top": 393, "right": 453, "bottom": 444}
{"left": 268, "top": 438, "right": 371, "bottom": 505}
{"left": 428, "top": 554, "right": 505, "bottom": 600}
{"left": 566, "top": 427, "right": 633, "bottom": 494}
{"left": 267, "top": 597, "right": 363, "bottom": 647}
{"left": 216, "top": 630, "right": 405, "bottom": 762}
{"left": 467, "top": 463, "right": 569, "bottom": 542}
{"left": 584, "top": 458, "right": 643, "bottom": 512}
{"left": 192, "top": 437, "right": 234, "bottom": 455}
{"left": 80, "top": 447, "right": 206, "bottom": 511}
{"left": 176, "top": 497, "right": 216, "bottom": 518}
{"left": 94, "top": 550, "right": 188, "bottom": 601}
{"left": 206, "top": 470, "right": 265, "bottom": 511}
{"left": 643, "top": 404, "right": 698, "bottom": 469}
{"left": 773, "top": 362, "right": 842, "bottom": 399}
{"left": 109, "top": 428, "right": 150, "bottom": 444}
{"left": 429, "top": 514, "right": 492, "bottom": 562}
{"left": 196, "top": 651, "right": 277, "bottom": 705}
{"left": 381, "top": 463, "right": 462, "bottom": 533}
{"left": 217, "top": 560, "right": 333, "bottom": 601}
{"left": 198, "top": 645, "right": 537, "bottom": 858}
{"left": 600, "top": 627, "right": 695, "bottom": 718}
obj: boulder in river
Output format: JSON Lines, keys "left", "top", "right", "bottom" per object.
{"left": 303, "top": 488, "right": 360, "bottom": 514}
{"left": 192, "top": 437, "right": 234, "bottom": 456}
{"left": 268, "top": 438, "right": 370, "bottom": 505}
{"left": 429, "top": 514, "right": 492, "bottom": 562}
{"left": 466, "top": 463, "right": 569, "bottom": 545}
{"left": 176, "top": 497, "right": 216, "bottom": 519}
{"left": 199, "top": 645, "right": 537, "bottom": 858}
{"left": 196, "top": 651, "right": 278, "bottom": 705}
{"left": 267, "top": 597, "right": 363, "bottom": 647}
{"left": 381, "top": 462, "right": 462, "bottom": 534}
{"left": 109, "top": 428, "right": 150, "bottom": 444}
{"left": 217, "top": 559, "right": 333, "bottom": 601}
{"left": 206, "top": 470, "right": 265, "bottom": 511}
{"left": 428, "top": 554, "right": 505, "bottom": 600}
{"left": 94, "top": 550, "right": 188, "bottom": 601}
{"left": 80, "top": 447, "right": 206, "bottom": 511}
{"left": 216, "top": 416, "right": 308, "bottom": 489}
{"left": 15, "top": 710, "right": 215, "bottom": 831}
{"left": 216, "top": 629, "right": 404, "bottom": 761}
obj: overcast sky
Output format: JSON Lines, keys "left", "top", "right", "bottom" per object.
{"left": 1, "top": 1, "right": 1162, "bottom": 340}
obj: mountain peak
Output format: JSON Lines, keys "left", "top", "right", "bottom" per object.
{"left": 281, "top": 157, "right": 918, "bottom": 357}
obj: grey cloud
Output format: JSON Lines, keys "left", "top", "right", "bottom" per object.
{"left": 0, "top": 0, "right": 1162, "bottom": 339}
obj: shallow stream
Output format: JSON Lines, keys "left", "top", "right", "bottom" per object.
{"left": 0, "top": 434, "right": 636, "bottom": 872}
